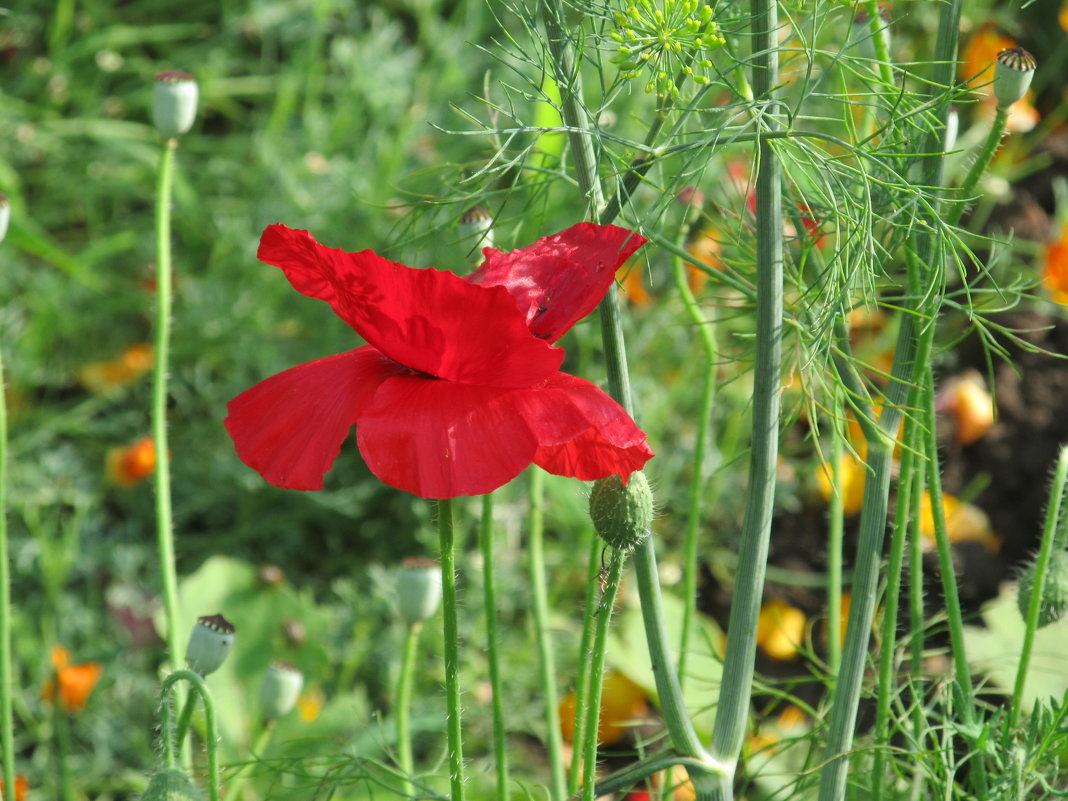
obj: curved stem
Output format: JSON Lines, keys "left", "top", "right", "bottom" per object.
{"left": 395, "top": 622, "right": 421, "bottom": 794}
{"left": 160, "top": 670, "right": 220, "bottom": 801}
{"left": 153, "top": 138, "right": 182, "bottom": 670}
{"left": 479, "top": 493, "right": 510, "bottom": 799}
{"left": 437, "top": 498, "right": 465, "bottom": 801}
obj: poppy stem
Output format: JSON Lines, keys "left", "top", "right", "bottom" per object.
{"left": 478, "top": 493, "right": 510, "bottom": 800}
{"left": 0, "top": 344, "right": 16, "bottom": 801}
{"left": 395, "top": 622, "right": 421, "bottom": 795}
{"left": 947, "top": 106, "right": 1009, "bottom": 228}
{"left": 160, "top": 670, "right": 220, "bottom": 801}
{"left": 437, "top": 498, "right": 465, "bottom": 801}
{"left": 153, "top": 138, "right": 183, "bottom": 676}
{"left": 568, "top": 533, "right": 601, "bottom": 796}
{"left": 527, "top": 470, "right": 567, "bottom": 801}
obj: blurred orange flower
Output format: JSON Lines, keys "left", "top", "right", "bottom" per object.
{"left": 43, "top": 645, "right": 102, "bottom": 713}
{"left": 1044, "top": 222, "right": 1068, "bottom": 306}
{"left": 558, "top": 670, "right": 649, "bottom": 746}
{"left": 1061, "top": 2, "right": 1068, "bottom": 33}
{"left": 937, "top": 370, "right": 995, "bottom": 445}
{"left": 297, "top": 688, "right": 323, "bottom": 723}
{"left": 0, "top": 775, "right": 28, "bottom": 801}
{"left": 79, "top": 343, "right": 154, "bottom": 395}
{"left": 620, "top": 261, "right": 652, "bottom": 307}
{"left": 919, "top": 492, "right": 1001, "bottom": 553}
{"left": 959, "top": 24, "right": 1015, "bottom": 87}
{"left": 106, "top": 436, "right": 156, "bottom": 487}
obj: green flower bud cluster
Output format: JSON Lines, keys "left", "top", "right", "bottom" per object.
{"left": 609, "top": 0, "right": 725, "bottom": 100}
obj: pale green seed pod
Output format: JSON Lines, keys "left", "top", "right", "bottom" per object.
{"left": 260, "top": 662, "right": 303, "bottom": 721}
{"left": 1017, "top": 550, "right": 1068, "bottom": 628}
{"left": 153, "top": 70, "right": 198, "bottom": 139}
{"left": 589, "top": 471, "right": 653, "bottom": 551}
{"left": 396, "top": 557, "right": 443, "bottom": 626}
{"left": 140, "top": 768, "right": 205, "bottom": 801}
{"left": 993, "top": 48, "right": 1036, "bottom": 111}
{"left": 185, "top": 613, "right": 235, "bottom": 677}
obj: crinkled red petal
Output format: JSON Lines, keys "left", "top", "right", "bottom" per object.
{"left": 469, "top": 223, "right": 647, "bottom": 342}
{"left": 513, "top": 372, "right": 654, "bottom": 481}
{"left": 257, "top": 224, "right": 563, "bottom": 387}
{"left": 355, "top": 373, "right": 539, "bottom": 498}
{"left": 225, "top": 347, "right": 406, "bottom": 490}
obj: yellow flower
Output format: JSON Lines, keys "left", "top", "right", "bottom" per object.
{"left": 816, "top": 454, "right": 867, "bottom": 516}
{"left": 43, "top": 645, "right": 102, "bottom": 713}
{"left": 297, "top": 688, "right": 323, "bottom": 722}
{"left": 756, "top": 600, "right": 807, "bottom": 661}
{"left": 937, "top": 370, "right": 995, "bottom": 445}
{"left": 919, "top": 492, "right": 1001, "bottom": 553}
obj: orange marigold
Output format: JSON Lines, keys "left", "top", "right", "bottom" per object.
{"left": 1044, "top": 222, "right": 1068, "bottom": 306}
{"left": 42, "top": 645, "right": 102, "bottom": 713}
{"left": 0, "top": 775, "right": 28, "bottom": 801}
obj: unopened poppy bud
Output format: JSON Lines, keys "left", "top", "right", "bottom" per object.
{"left": 993, "top": 48, "right": 1036, "bottom": 110}
{"left": 185, "top": 613, "right": 235, "bottom": 676}
{"left": 396, "top": 557, "right": 442, "bottom": 626}
{"left": 140, "top": 767, "right": 205, "bottom": 801}
{"left": 260, "top": 662, "right": 303, "bottom": 720}
{"left": 459, "top": 205, "right": 494, "bottom": 253}
{"left": 153, "top": 70, "right": 198, "bottom": 139}
{"left": 589, "top": 471, "right": 653, "bottom": 551}
{"left": 1017, "top": 550, "right": 1068, "bottom": 628}
{"left": 0, "top": 193, "right": 9, "bottom": 244}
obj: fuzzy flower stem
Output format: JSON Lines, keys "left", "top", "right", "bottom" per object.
{"left": 479, "top": 493, "right": 510, "bottom": 799}
{"left": 863, "top": 0, "right": 895, "bottom": 89}
{"left": 153, "top": 138, "right": 183, "bottom": 673}
{"left": 437, "top": 498, "right": 465, "bottom": 801}
{"left": 947, "top": 106, "right": 1009, "bottom": 228}
{"left": 1011, "top": 445, "right": 1068, "bottom": 727}
{"left": 528, "top": 469, "right": 567, "bottom": 801}
{"left": 0, "top": 346, "right": 15, "bottom": 801}
{"left": 395, "top": 621, "right": 421, "bottom": 794}
{"left": 569, "top": 533, "right": 601, "bottom": 796}
{"left": 708, "top": 0, "right": 784, "bottom": 793}
{"left": 160, "top": 670, "right": 219, "bottom": 801}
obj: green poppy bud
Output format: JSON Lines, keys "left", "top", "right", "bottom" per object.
{"left": 153, "top": 70, "right": 198, "bottom": 139}
{"left": 589, "top": 471, "right": 653, "bottom": 551}
{"left": 396, "top": 557, "right": 443, "bottom": 626}
{"left": 0, "top": 193, "right": 9, "bottom": 244}
{"left": 260, "top": 662, "right": 303, "bottom": 721}
{"left": 993, "top": 48, "right": 1036, "bottom": 111}
{"left": 1017, "top": 550, "right": 1068, "bottom": 628}
{"left": 140, "top": 768, "right": 205, "bottom": 801}
{"left": 459, "top": 205, "right": 494, "bottom": 254}
{"left": 185, "top": 613, "right": 235, "bottom": 677}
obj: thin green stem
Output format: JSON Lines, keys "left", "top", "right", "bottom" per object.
{"left": 153, "top": 138, "right": 182, "bottom": 671}
{"left": 1010, "top": 448, "right": 1068, "bottom": 727}
{"left": 826, "top": 394, "right": 845, "bottom": 676}
{"left": 0, "top": 345, "right": 15, "bottom": 801}
{"left": 947, "top": 107, "right": 1009, "bottom": 228}
{"left": 174, "top": 691, "right": 197, "bottom": 748}
{"left": 160, "top": 670, "right": 220, "bottom": 801}
{"left": 568, "top": 533, "right": 601, "bottom": 796}
{"left": 395, "top": 622, "right": 421, "bottom": 795}
{"left": 53, "top": 689, "right": 74, "bottom": 801}
{"left": 437, "top": 498, "right": 465, "bottom": 801}
{"left": 479, "top": 494, "right": 509, "bottom": 800}
{"left": 671, "top": 233, "right": 718, "bottom": 689}
{"left": 528, "top": 469, "right": 567, "bottom": 801}
{"left": 709, "top": 0, "right": 783, "bottom": 790}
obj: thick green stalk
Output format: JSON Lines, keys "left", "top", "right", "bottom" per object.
{"left": 153, "top": 139, "right": 182, "bottom": 671}
{"left": 1011, "top": 445, "right": 1068, "bottom": 727}
{"left": 395, "top": 622, "right": 421, "bottom": 794}
{"left": 826, "top": 395, "right": 845, "bottom": 676}
{"left": 671, "top": 242, "right": 718, "bottom": 688}
{"left": 0, "top": 347, "right": 14, "bottom": 801}
{"left": 708, "top": 0, "right": 783, "bottom": 788}
{"left": 479, "top": 494, "right": 510, "bottom": 799}
{"left": 527, "top": 469, "right": 567, "bottom": 801}
{"left": 437, "top": 498, "right": 465, "bottom": 801}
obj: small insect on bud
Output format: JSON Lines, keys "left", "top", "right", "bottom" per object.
{"left": 260, "top": 662, "right": 304, "bottom": 721}
{"left": 396, "top": 557, "right": 443, "bottom": 626}
{"left": 589, "top": 471, "right": 654, "bottom": 551}
{"left": 1017, "top": 550, "right": 1068, "bottom": 628}
{"left": 0, "top": 193, "right": 9, "bottom": 244}
{"left": 140, "top": 768, "right": 205, "bottom": 801}
{"left": 185, "top": 613, "right": 235, "bottom": 677}
{"left": 152, "top": 70, "right": 198, "bottom": 139}
{"left": 993, "top": 48, "right": 1036, "bottom": 111}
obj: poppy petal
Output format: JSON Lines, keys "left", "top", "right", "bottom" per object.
{"left": 356, "top": 373, "right": 539, "bottom": 498}
{"left": 257, "top": 224, "right": 563, "bottom": 387}
{"left": 469, "top": 223, "right": 647, "bottom": 341}
{"left": 225, "top": 347, "right": 405, "bottom": 490}
{"left": 512, "top": 373, "right": 654, "bottom": 480}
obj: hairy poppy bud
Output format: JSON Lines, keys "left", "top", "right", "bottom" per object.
{"left": 993, "top": 48, "right": 1036, "bottom": 111}
{"left": 396, "top": 557, "right": 442, "bottom": 626}
{"left": 0, "top": 193, "right": 9, "bottom": 244}
{"left": 153, "top": 70, "right": 198, "bottom": 139}
{"left": 1017, "top": 550, "right": 1068, "bottom": 628}
{"left": 185, "top": 613, "right": 235, "bottom": 676}
{"left": 260, "top": 662, "right": 303, "bottom": 721}
{"left": 589, "top": 471, "right": 653, "bottom": 551}
{"left": 140, "top": 767, "right": 205, "bottom": 801}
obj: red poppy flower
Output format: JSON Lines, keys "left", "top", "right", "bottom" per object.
{"left": 225, "top": 223, "right": 654, "bottom": 499}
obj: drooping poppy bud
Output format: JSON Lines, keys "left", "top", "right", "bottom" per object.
{"left": 993, "top": 48, "right": 1036, "bottom": 111}
{"left": 185, "top": 613, "right": 235, "bottom": 676}
{"left": 589, "top": 471, "right": 654, "bottom": 551}
{"left": 1017, "top": 550, "right": 1068, "bottom": 628}
{"left": 396, "top": 557, "right": 442, "bottom": 626}
{"left": 153, "top": 70, "right": 198, "bottom": 139}
{"left": 260, "top": 662, "right": 303, "bottom": 721}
